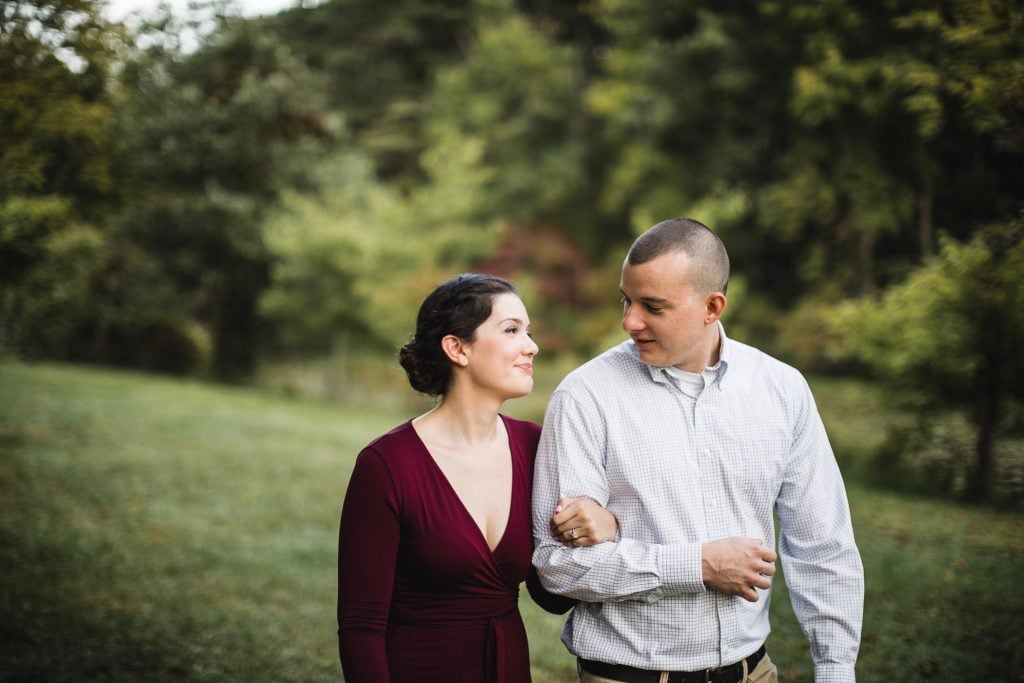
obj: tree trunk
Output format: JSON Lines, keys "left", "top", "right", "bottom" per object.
{"left": 857, "top": 224, "right": 876, "bottom": 295}
{"left": 918, "top": 180, "right": 934, "bottom": 259}
{"left": 968, "top": 331, "right": 1004, "bottom": 503}
{"left": 0, "top": 287, "right": 9, "bottom": 356}
{"left": 969, "top": 389, "right": 998, "bottom": 502}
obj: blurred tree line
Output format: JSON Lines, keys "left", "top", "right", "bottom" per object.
{"left": 2, "top": 0, "right": 1022, "bottom": 501}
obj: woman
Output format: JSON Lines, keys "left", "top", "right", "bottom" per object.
{"left": 337, "top": 274, "right": 616, "bottom": 682}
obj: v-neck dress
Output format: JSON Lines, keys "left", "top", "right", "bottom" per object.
{"left": 337, "top": 416, "right": 571, "bottom": 682}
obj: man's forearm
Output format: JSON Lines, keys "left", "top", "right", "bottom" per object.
{"left": 533, "top": 537, "right": 705, "bottom": 602}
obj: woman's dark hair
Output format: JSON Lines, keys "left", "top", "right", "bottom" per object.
{"left": 399, "top": 273, "right": 517, "bottom": 397}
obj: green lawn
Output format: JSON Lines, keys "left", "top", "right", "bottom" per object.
{"left": 1, "top": 361, "right": 1022, "bottom": 681}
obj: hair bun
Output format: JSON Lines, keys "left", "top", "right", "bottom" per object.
{"left": 399, "top": 274, "right": 517, "bottom": 397}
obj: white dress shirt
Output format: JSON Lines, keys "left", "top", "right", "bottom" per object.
{"left": 532, "top": 327, "right": 864, "bottom": 683}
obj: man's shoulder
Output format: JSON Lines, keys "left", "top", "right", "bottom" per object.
{"left": 557, "top": 340, "right": 643, "bottom": 390}
{"left": 726, "top": 335, "right": 809, "bottom": 390}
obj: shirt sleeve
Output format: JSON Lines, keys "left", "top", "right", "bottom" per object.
{"left": 531, "top": 389, "right": 706, "bottom": 602}
{"left": 776, "top": 376, "right": 864, "bottom": 683}
{"left": 337, "top": 447, "right": 399, "bottom": 682}
{"left": 525, "top": 566, "right": 574, "bottom": 614}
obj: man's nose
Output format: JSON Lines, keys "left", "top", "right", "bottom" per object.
{"left": 622, "top": 308, "right": 644, "bottom": 332}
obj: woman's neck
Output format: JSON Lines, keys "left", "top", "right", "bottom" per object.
{"left": 415, "top": 388, "right": 504, "bottom": 449}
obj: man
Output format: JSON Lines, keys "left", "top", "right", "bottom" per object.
{"left": 533, "top": 218, "right": 863, "bottom": 683}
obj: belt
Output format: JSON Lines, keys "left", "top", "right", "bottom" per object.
{"left": 579, "top": 645, "right": 766, "bottom": 683}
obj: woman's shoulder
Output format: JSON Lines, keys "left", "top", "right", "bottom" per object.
{"left": 501, "top": 414, "right": 542, "bottom": 448}
{"left": 350, "top": 420, "right": 426, "bottom": 493}
{"left": 358, "top": 420, "right": 421, "bottom": 463}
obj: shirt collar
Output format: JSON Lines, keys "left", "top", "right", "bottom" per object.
{"left": 638, "top": 322, "right": 733, "bottom": 389}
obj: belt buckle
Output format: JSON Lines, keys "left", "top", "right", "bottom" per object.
{"left": 703, "top": 665, "right": 732, "bottom": 683}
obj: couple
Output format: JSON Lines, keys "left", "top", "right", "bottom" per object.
{"left": 337, "top": 218, "right": 864, "bottom": 682}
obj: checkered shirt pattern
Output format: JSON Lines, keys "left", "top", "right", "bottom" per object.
{"left": 531, "top": 326, "right": 864, "bottom": 683}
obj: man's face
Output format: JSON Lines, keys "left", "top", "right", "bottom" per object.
{"left": 619, "top": 250, "right": 717, "bottom": 372}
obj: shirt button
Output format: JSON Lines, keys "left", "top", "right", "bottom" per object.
{"left": 703, "top": 449, "right": 711, "bottom": 457}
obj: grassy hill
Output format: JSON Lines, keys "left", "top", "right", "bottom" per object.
{"left": 1, "top": 361, "right": 1021, "bottom": 681}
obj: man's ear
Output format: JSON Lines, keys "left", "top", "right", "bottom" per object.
{"left": 705, "top": 292, "right": 727, "bottom": 324}
{"left": 440, "top": 334, "right": 469, "bottom": 366}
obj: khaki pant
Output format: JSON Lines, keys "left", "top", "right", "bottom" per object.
{"left": 578, "top": 652, "right": 778, "bottom": 683}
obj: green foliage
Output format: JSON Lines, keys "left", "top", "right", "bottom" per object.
{"left": 0, "top": 195, "right": 72, "bottom": 286}
{"left": 4, "top": 0, "right": 1023, "bottom": 400}
{"left": 111, "top": 12, "right": 331, "bottom": 379}
{"left": 829, "top": 225, "right": 1024, "bottom": 388}
{"left": 428, "top": 12, "right": 588, "bottom": 223}
{"left": 0, "top": 0, "right": 114, "bottom": 209}
{"left": 10, "top": 225, "right": 201, "bottom": 372}
{"left": 261, "top": 150, "right": 501, "bottom": 356}
{"left": 261, "top": 0, "right": 475, "bottom": 183}
{"left": 829, "top": 221, "right": 1024, "bottom": 501}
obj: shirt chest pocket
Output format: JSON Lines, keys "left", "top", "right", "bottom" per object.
{"left": 703, "top": 405, "right": 788, "bottom": 508}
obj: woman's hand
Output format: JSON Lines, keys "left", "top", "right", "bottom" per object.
{"left": 549, "top": 496, "right": 618, "bottom": 547}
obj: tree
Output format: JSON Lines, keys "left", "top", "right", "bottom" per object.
{"left": 261, "top": 0, "right": 475, "bottom": 185}
{"left": 828, "top": 220, "right": 1024, "bottom": 502}
{"left": 0, "top": 0, "right": 115, "bottom": 349}
{"left": 261, "top": 146, "right": 500, "bottom": 361}
{"left": 112, "top": 8, "right": 329, "bottom": 379}
{"left": 586, "top": 0, "right": 1024, "bottom": 303}
{"left": 426, "top": 11, "right": 590, "bottom": 230}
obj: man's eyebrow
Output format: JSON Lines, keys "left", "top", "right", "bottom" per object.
{"left": 620, "top": 290, "right": 672, "bottom": 306}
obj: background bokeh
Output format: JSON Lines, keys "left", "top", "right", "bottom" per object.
{"left": 2, "top": 0, "right": 1023, "bottom": 680}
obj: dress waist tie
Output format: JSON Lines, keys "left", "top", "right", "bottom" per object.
{"left": 484, "top": 608, "right": 512, "bottom": 683}
{"left": 390, "top": 600, "right": 519, "bottom": 682}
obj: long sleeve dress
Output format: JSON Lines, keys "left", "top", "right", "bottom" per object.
{"left": 337, "top": 415, "right": 571, "bottom": 682}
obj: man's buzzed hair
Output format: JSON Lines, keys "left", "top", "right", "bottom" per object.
{"left": 626, "top": 217, "right": 730, "bottom": 295}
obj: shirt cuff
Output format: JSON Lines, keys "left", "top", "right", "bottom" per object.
{"left": 814, "top": 663, "right": 857, "bottom": 683}
{"left": 658, "top": 542, "right": 705, "bottom": 595}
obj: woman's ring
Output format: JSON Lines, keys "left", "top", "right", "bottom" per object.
{"left": 570, "top": 528, "right": 578, "bottom": 540}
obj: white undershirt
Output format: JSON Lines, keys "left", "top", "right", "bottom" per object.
{"left": 663, "top": 366, "right": 706, "bottom": 398}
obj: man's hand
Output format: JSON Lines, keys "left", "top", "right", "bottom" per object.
{"left": 701, "top": 538, "right": 777, "bottom": 602}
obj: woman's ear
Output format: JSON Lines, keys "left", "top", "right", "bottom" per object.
{"left": 704, "top": 292, "right": 727, "bottom": 324}
{"left": 440, "top": 335, "right": 469, "bottom": 366}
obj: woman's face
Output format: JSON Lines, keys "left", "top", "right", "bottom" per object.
{"left": 460, "top": 293, "right": 539, "bottom": 400}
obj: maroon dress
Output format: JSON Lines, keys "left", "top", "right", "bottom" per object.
{"left": 337, "top": 416, "right": 571, "bottom": 682}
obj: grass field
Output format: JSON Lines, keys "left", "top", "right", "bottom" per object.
{"left": 1, "top": 361, "right": 1022, "bottom": 681}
